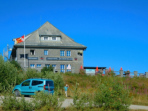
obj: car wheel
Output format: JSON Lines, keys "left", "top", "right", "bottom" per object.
{"left": 14, "top": 90, "right": 21, "bottom": 97}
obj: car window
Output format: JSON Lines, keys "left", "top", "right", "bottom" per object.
{"left": 46, "top": 81, "right": 53, "bottom": 86}
{"left": 32, "top": 80, "right": 43, "bottom": 86}
{"left": 22, "top": 80, "right": 30, "bottom": 86}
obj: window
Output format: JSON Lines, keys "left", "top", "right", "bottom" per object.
{"left": 60, "top": 64, "right": 65, "bottom": 73}
{"left": 46, "top": 81, "right": 54, "bottom": 86}
{"left": 37, "top": 64, "right": 41, "bottom": 68}
{"left": 52, "top": 64, "right": 56, "bottom": 68}
{"left": 60, "top": 50, "right": 65, "bottom": 56}
{"left": 30, "top": 50, "right": 35, "bottom": 55}
{"left": 45, "top": 64, "right": 50, "bottom": 68}
{"left": 67, "top": 51, "right": 71, "bottom": 56}
{"left": 52, "top": 64, "right": 56, "bottom": 69}
{"left": 32, "top": 80, "right": 43, "bottom": 86}
{"left": 20, "top": 54, "right": 28, "bottom": 59}
{"left": 52, "top": 37, "right": 56, "bottom": 40}
{"left": 44, "top": 50, "right": 48, "bottom": 55}
{"left": 22, "top": 80, "right": 30, "bottom": 86}
{"left": 44, "top": 37, "right": 48, "bottom": 40}
{"left": 30, "top": 64, "right": 35, "bottom": 68}
{"left": 67, "top": 64, "right": 71, "bottom": 72}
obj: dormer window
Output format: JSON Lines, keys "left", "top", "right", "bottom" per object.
{"left": 52, "top": 37, "right": 56, "bottom": 40}
{"left": 44, "top": 37, "right": 48, "bottom": 40}
{"left": 40, "top": 35, "right": 61, "bottom": 41}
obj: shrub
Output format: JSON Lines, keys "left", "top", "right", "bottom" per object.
{"left": 79, "top": 69, "right": 85, "bottom": 75}
{"left": 2, "top": 91, "right": 61, "bottom": 111}
{"left": 41, "top": 65, "right": 53, "bottom": 75}
{"left": 10, "top": 60, "right": 23, "bottom": 71}
{"left": 0, "top": 56, "right": 18, "bottom": 92}
{"left": 94, "top": 76, "right": 132, "bottom": 110}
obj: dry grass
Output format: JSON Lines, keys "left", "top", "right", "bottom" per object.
{"left": 63, "top": 74, "right": 148, "bottom": 105}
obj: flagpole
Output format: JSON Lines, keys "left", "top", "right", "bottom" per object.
{"left": 24, "top": 34, "right": 26, "bottom": 69}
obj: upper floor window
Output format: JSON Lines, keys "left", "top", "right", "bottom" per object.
{"left": 44, "top": 50, "right": 48, "bottom": 55}
{"left": 20, "top": 54, "right": 28, "bottom": 59}
{"left": 60, "top": 50, "right": 65, "bottom": 56}
{"left": 30, "top": 50, "right": 35, "bottom": 55}
{"left": 52, "top": 37, "right": 56, "bottom": 40}
{"left": 44, "top": 37, "right": 48, "bottom": 40}
{"left": 67, "top": 51, "right": 71, "bottom": 56}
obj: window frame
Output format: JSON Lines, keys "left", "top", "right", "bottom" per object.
{"left": 67, "top": 51, "right": 71, "bottom": 56}
{"left": 67, "top": 64, "right": 71, "bottom": 72}
{"left": 44, "top": 37, "right": 48, "bottom": 41}
{"left": 30, "top": 64, "right": 35, "bottom": 68}
{"left": 45, "top": 64, "right": 50, "bottom": 68}
{"left": 52, "top": 37, "right": 57, "bottom": 41}
{"left": 37, "top": 64, "right": 41, "bottom": 68}
{"left": 44, "top": 50, "right": 48, "bottom": 55}
{"left": 60, "top": 50, "right": 65, "bottom": 56}
{"left": 30, "top": 50, "right": 35, "bottom": 55}
{"left": 60, "top": 64, "right": 65, "bottom": 73}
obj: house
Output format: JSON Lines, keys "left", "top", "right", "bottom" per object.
{"left": 10, "top": 21, "right": 87, "bottom": 73}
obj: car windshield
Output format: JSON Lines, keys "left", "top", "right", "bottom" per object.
{"left": 46, "top": 81, "right": 53, "bottom": 86}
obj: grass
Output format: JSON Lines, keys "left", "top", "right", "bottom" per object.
{"left": 63, "top": 74, "right": 148, "bottom": 106}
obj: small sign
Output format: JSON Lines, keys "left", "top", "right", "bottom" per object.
{"left": 67, "top": 64, "right": 71, "bottom": 70}
{"left": 28, "top": 57, "right": 38, "bottom": 60}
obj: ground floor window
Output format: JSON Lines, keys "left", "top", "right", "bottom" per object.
{"left": 60, "top": 64, "right": 65, "bottom": 73}
{"left": 37, "top": 64, "right": 41, "bottom": 68}
{"left": 45, "top": 64, "right": 50, "bottom": 68}
{"left": 30, "top": 64, "right": 35, "bottom": 68}
{"left": 67, "top": 64, "right": 71, "bottom": 72}
{"left": 52, "top": 64, "right": 56, "bottom": 68}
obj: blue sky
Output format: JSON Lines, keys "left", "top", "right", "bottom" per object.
{"left": 0, "top": 0, "right": 148, "bottom": 73}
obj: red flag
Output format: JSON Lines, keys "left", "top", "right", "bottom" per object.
{"left": 15, "top": 35, "right": 24, "bottom": 44}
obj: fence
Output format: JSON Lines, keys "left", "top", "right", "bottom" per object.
{"left": 110, "top": 70, "right": 148, "bottom": 78}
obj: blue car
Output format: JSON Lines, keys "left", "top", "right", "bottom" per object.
{"left": 13, "top": 78, "right": 54, "bottom": 96}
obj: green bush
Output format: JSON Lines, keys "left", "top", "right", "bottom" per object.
{"left": 0, "top": 56, "right": 18, "bottom": 92}
{"left": 94, "top": 76, "right": 132, "bottom": 110}
{"left": 10, "top": 60, "right": 23, "bottom": 71}
{"left": 2, "top": 91, "right": 61, "bottom": 111}
{"left": 41, "top": 65, "right": 53, "bottom": 75}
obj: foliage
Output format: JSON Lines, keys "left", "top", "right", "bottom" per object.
{"left": 72, "top": 82, "right": 93, "bottom": 110}
{"left": 41, "top": 65, "right": 53, "bottom": 75}
{"left": 0, "top": 56, "right": 18, "bottom": 92}
{"left": 94, "top": 76, "right": 132, "bottom": 110}
{"left": 105, "top": 70, "right": 116, "bottom": 76}
{"left": 32, "top": 91, "right": 60, "bottom": 110}
{"left": 10, "top": 60, "right": 23, "bottom": 71}
{"left": 79, "top": 69, "right": 85, "bottom": 75}
{"left": 25, "top": 68, "right": 41, "bottom": 79}
{"left": 2, "top": 91, "right": 61, "bottom": 111}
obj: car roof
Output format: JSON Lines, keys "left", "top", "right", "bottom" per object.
{"left": 26, "top": 78, "right": 53, "bottom": 81}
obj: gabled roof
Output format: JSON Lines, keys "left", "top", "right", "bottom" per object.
{"left": 14, "top": 21, "right": 87, "bottom": 49}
